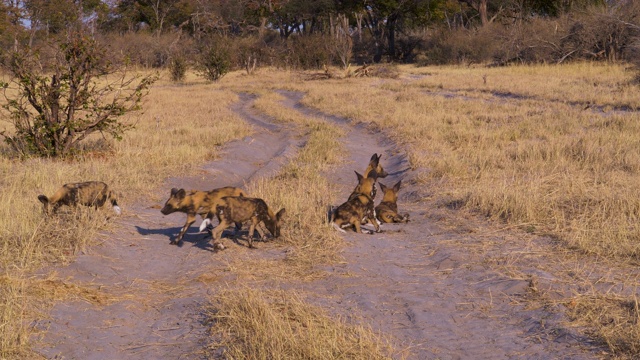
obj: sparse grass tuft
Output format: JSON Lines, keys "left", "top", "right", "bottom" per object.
{"left": 565, "top": 294, "right": 640, "bottom": 358}
{"left": 205, "top": 287, "right": 393, "bottom": 359}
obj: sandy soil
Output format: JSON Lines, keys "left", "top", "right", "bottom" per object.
{"left": 31, "top": 88, "right": 615, "bottom": 359}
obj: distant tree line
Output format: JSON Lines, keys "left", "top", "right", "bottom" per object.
{"left": 0, "top": 0, "right": 638, "bottom": 71}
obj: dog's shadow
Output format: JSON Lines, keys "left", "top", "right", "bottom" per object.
{"left": 135, "top": 225, "right": 240, "bottom": 252}
{"left": 135, "top": 225, "right": 265, "bottom": 251}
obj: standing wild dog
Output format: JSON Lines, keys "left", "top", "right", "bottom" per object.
{"left": 211, "top": 196, "right": 286, "bottom": 249}
{"left": 364, "top": 153, "right": 388, "bottom": 179}
{"left": 331, "top": 171, "right": 381, "bottom": 234}
{"left": 160, "top": 186, "right": 245, "bottom": 245}
{"left": 375, "top": 181, "right": 410, "bottom": 223}
{"left": 38, "top": 181, "right": 121, "bottom": 215}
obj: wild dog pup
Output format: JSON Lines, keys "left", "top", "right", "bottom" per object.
{"left": 38, "top": 181, "right": 121, "bottom": 215}
{"left": 211, "top": 196, "right": 286, "bottom": 249}
{"left": 375, "top": 181, "right": 410, "bottom": 223}
{"left": 160, "top": 186, "right": 245, "bottom": 245}
{"left": 331, "top": 171, "right": 381, "bottom": 234}
{"left": 364, "top": 153, "right": 388, "bottom": 179}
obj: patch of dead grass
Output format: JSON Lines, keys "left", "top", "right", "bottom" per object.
{"left": 565, "top": 294, "right": 640, "bottom": 359}
{"left": 205, "top": 287, "right": 394, "bottom": 359}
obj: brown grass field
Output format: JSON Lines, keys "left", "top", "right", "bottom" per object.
{"left": 1, "top": 62, "right": 640, "bottom": 358}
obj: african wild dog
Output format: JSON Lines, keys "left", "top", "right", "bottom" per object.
{"left": 160, "top": 186, "right": 245, "bottom": 245}
{"left": 364, "top": 153, "right": 388, "bottom": 179}
{"left": 211, "top": 196, "right": 286, "bottom": 249}
{"left": 331, "top": 171, "right": 381, "bottom": 234}
{"left": 375, "top": 180, "right": 410, "bottom": 224}
{"left": 38, "top": 181, "right": 121, "bottom": 215}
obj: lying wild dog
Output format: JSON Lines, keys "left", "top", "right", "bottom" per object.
{"left": 375, "top": 181, "right": 410, "bottom": 223}
{"left": 211, "top": 196, "right": 286, "bottom": 249}
{"left": 38, "top": 181, "right": 121, "bottom": 215}
{"left": 364, "top": 153, "right": 388, "bottom": 179}
{"left": 160, "top": 186, "right": 245, "bottom": 245}
{"left": 331, "top": 171, "right": 381, "bottom": 234}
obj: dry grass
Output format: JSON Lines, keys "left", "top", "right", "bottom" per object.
{"left": 565, "top": 294, "right": 640, "bottom": 358}
{"left": 286, "top": 62, "right": 640, "bottom": 261}
{"left": 205, "top": 287, "right": 394, "bottom": 359}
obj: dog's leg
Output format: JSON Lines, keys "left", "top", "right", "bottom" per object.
{"left": 255, "top": 222, "right": 267, "bottom": 241}
{"left": 369, "top": 212, "right": 381, "bottom": 233}
{"left": 211, "top": 219, "right": 230, "bottom": 250}
{"left": 174, "top": 213, "right": 196, "bottom": 245}
{"left": 247, "top": 218, "right": 258, "bottom": 248}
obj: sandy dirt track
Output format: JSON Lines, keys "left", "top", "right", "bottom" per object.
{"left": 32, "top": 89, "right": 606, "bottom": 359}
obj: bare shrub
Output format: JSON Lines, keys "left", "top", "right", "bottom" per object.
{"left": 330, "top": 14, "right": 353, "bottom": 69}
{"left": 415, "top": 28, "right": 497, "bottom": 66}
{"left": 560, "top": 3, "right": 640, "bottom": 63}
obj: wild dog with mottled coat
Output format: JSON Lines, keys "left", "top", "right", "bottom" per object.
{"left": 38, "top": 181, "right": 121, "bottom": 215}
{"left": 364, "top": 153, "right": 388, "bottom": 179}
{"left": 211, "top": 196, "right": 286, "bottom": 249}
{"left": 375, "top": 180, "right": 410, "bottom": 223}
{"left": 160, "top": 186, "right": 245, "bottom": 245}
{"left": 331, "top": 171, "right": 381, "bottom": 234}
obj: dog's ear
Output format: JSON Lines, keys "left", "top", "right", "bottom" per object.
{"left": 170, "top": 188, "right": 179, "bottom": 196}
{"left": 393, "top": 180, "right": 402, "bottom": 192}
{"left": 369, "top": 153, "right": 380, "bottom": 168}
{"left": 276, "top": 208, "right": 286, "bottom": 221}
{"left": 379, "top": 182, "right": 388, "bottom": 192}
{"left": 176, "top": 189, "right": 186, "bottom": 199}
{"left": 37, "top": 195, "right": 49, "bottom": 205}
{"left": 355, "top": 171, "right": 364, "bottom": 182}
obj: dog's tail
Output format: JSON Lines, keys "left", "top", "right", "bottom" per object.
{"left": 327, "top": 205, "right": 336, "bottom": 224}
{"left": 331, "top": 222, "right": 347, "bottom": 233}
{"left": 199, "top": 218, "right": 211, "bottom": 233}
{"left": 327, "top": 205, "right": 347, "bottom": 233}
{"left": 107, "top": 189, "right": 121, "bottom": 215}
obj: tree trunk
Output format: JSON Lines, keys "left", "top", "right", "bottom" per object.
{"left": 479, "top": 0, "right": 488, "bottom": 26}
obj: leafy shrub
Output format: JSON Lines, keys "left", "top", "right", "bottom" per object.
{"left": 0, "top": 32, "right": 157, "bottom": 158}
{"left": 169, "top": 56, "right": 187, "bottom": 82}
{"left": 196, "top": 43, "right": 231, "bottom": 82}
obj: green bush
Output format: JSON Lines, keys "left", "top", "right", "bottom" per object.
{"left": 196, "top": 44, "right": 231, "bottom": 82}
{"left": 169, "top": 56, "right": 187, "bottom": 82}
